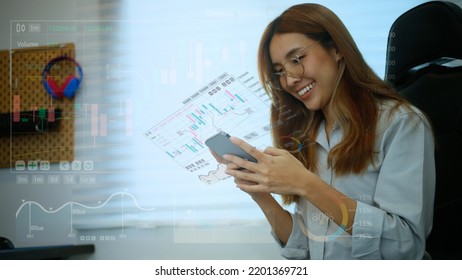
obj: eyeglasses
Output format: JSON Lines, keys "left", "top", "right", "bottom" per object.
{"left": 265, "top": 42, "right": 317, "bottom": 91}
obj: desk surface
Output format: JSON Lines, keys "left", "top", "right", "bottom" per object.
{"left": 0, "top": 244, "right": 95, "bottom": 260}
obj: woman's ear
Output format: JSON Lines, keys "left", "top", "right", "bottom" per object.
{"left": 325, "top": 40, "right": 343, "bottom": 62}
{"left": 330, "top": 43, "right": 343, "bottom": 62}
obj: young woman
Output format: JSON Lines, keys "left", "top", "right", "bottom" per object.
{"left": 215, "top": 3, "right": 435, "bottom": 259}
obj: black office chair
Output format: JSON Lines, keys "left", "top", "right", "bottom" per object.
{"left": 385, "top": 1, "right": 462, "bottom": 259}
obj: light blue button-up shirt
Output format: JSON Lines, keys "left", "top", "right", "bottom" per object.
{"left": 273, "top": 101, "right": 436, "bottom": 259}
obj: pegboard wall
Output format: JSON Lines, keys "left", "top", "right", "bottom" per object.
{"left": 0, "top": 43, "right": 76, "bottom": 168}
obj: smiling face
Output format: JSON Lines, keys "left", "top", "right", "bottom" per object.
{"left": 269, "top": 33, "right": 342, "bottom": 116}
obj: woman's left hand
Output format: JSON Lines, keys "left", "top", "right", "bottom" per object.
{"left": 223, "top": 136, "right": 311, "bottom": 196}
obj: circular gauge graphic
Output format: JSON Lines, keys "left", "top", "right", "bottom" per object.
{"left": 297, "top": 198, "right": 349, "bottom": 242}
{"left": 280, "top": 136, "right": 303, "bottom": 153}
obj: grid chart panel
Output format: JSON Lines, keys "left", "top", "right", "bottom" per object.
{"left": 144, "top": 72, "right": 272, "bottom": 184}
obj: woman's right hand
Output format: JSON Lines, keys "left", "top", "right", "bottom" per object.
{"left": 210, "top": 149, "right": 290, "bottom": 244}
{"left": 209, "top": 149, "right": 268, "bottom": 201}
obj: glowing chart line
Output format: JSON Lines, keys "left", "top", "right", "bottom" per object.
{"left": 16, "top": 192, "right": 155, "bottom": 218}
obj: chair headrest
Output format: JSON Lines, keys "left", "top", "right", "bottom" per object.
{"left": 385, "top": 1, "right": 462, "bottom": 86}
{"left": 399, "top": 65, "right": 462, "bottom": 135}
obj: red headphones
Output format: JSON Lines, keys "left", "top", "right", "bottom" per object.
{"left": 41, "top": 56, "right": 83, "bottom": 99}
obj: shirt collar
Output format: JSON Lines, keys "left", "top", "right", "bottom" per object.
{"left": 316, "top": 120, "right": 341, "bottom": 150}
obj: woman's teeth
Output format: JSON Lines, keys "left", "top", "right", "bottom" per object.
{"left": 298, "top": 82, "right": 315, "bottom": 97}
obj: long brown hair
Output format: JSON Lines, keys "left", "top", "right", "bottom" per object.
{"left": 258, "top": 4, "right": 410, "bottom": 204}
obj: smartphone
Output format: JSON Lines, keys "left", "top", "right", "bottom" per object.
{"left": 205, "top": 131, "right": 257, "bottom": 163}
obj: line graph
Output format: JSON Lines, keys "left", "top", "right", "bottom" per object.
{"left": 15, "top": 192, "right": 156, "bottom": 242}
{"left": 144, "top": 72, "right": 272, "bottom": 184}
{"left": 15, "top": 192, "right": 155, "bottom": 218}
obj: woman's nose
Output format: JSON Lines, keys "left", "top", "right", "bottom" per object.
{"left": 285, "top": 74, "right": 301, "bottom": 88}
